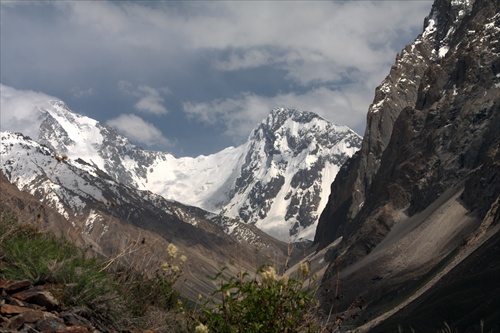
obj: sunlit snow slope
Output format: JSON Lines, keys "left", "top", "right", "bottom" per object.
{"left": 3, "top": 100, "right": 361, "bottom": 241}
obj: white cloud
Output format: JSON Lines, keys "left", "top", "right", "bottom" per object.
{"left": 1, "top": 1, "right": 433, "bottom": 155}
{"left": 194, "top": 1, "right": 430, "bottom": 86}
{"left": 106, "top": 114, "right": 172, "bottom": 147}
{"left": 134, "top": 85, "right": 169, "bottom": 115}
{"left": 183, "top": 83, "right": 372, "bottom": 142}
{"left": 118, "top": 81, "right": 169, "bottom": 115}
{"left": 0, "top": 84, "right": 55, "bottom": 139}
{"left": 49, "top": 1, "right": 430, "bottom": 87}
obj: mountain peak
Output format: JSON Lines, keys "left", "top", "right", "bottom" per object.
{"left": 262, "top": 108, "right": 325, "bottom": 131}
{"left": 422, "top": 0, "right": 475, "bottom": 59}
{"left": 2, "top": 97, "right": 362, "bottom": 241}
{"left": 48, "top": 99, "right": 71, "bottom": 110}
{"left": 226, "top": 108, "right": 362, "bottom": 241}
{"left": 269, "top": 107, "right": 320, "bottom": 120}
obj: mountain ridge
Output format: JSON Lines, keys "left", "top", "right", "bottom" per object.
{"left": 4, "top": 100, "right": 361, "bottom": 241}
{"left": 0, "top": 130, "right": 291, "bottom": 301}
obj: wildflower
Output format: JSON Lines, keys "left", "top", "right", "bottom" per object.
{"left": 195, "top": 323, "right": 209, "bottom": 333}
{"left": 198, "top": 294, "right": 203, "bottom": 301}
{"left": 179, "top": 254, "right": 187, "bottom": 263}
{"left": 167, "top": 243, "right": 178, "bottom": 259}
{"left": 162, "top": 262, "right": 169, "bottom": 272}
{"left": 171, "top": 265, "right": 180, "bottom": 273}
{"left": 281, "top": 274, "right": 289, "bottom": 285}
{"left": 298, "top": 261, "right": 310, "bottom": 277}
{"left": 261, "top": 266, "right": 278, "bottom": 284}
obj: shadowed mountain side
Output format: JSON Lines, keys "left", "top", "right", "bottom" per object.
{"left": 370, "top": 221, "right": 500, "bottom": 333}
{"left": 312, "top": 0, "right": 500, "bottom": 330}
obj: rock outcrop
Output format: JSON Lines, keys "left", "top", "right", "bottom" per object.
{"left": 315, "top": 0, "right": 499, "bottom": 257}
{"left": 0, "top": 279, "right": 95, "bottom": 333}
{"left": 312, "top": 0, "right": 499, "bottom": 330}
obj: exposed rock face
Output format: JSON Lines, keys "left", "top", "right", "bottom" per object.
{"left": 314, "top": 24, "right": 436, "bottom": 248}
{"left": 312, "top": 0, "right": 499, "bottom": 330}
{"left": 315, "top": 0, "right": 499, "bottom": 253}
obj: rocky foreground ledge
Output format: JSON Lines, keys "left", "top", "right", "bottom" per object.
{"left": 0, "top": 280, "right": 154, "bottom": 333}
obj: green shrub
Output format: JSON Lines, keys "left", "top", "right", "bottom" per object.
{"left": 196, "top": 264, "right": 320, "bottom": 333}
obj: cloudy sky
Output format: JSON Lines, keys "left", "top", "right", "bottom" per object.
{"left": 1, "top": 1, "right": 432, "bottom": 157}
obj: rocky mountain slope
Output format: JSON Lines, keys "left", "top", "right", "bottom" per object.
{"left": 6, "top": 100, "right": 360, "bottom": 241}
{"left": 312, "top": 0, "right": 499, "bottom": 331}
{"left": 0, "top": 132, "right": 289, "bottom": 301}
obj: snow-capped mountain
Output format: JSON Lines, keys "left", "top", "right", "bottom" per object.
{"left": 36, "top": 100, "right": 243, "bottom": 208}
{"left": 0, "top": 131, "right": 281, "bottom": 248}
{"left": 2, "top": 100, "right": 361, "bottom": 241}
{"left": 223, "top": 108, "right": 361, "bottom": 240}
{"left": 0, "top": 130, "right": 290, "bottom": 301}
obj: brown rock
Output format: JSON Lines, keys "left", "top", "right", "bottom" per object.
{"left": 12, "top": 289, "right": 59, "bottom": 311}
{"left": 7, "top": 314, "right": 25, "bottom": 330}
{"left": 1, "top": 304, "right": 32, "bottom": 315}
{"left": 60, "top": 312, "right": 93, "bottom": 328}
{"left": 8, "top": 298, "right": 26, "bottom": 307}
{"left": 20, "top": 323, "right": 40, "bottom": 333}
{"left": 0, "top": 280, "right": 8, "bottom": 291}
{"left": 56, "top": 326, "right": 89, "bottom": 333}
{"left": 35, "top": 316, "right": 66, "bottom": 333}
{"left": 4, "top": 309, "right": 48, "bottom": 331}
{"left": 4, "top": 281, "right": 31, "bottom": 294}
{"left": 18, "top": 309, "right": 46, "bottom": 323}
{"left": 0, "top": 314, "right": 10, "bottom": 327}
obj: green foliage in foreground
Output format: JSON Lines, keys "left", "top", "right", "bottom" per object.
{"left": 0, "top": 210, "right": 113, "bottom": 305}
{"left": 195, "top": 265, "right": 320, "bottom": 333}
{"left": 0, "top": 209, "right": 184, "bottom": 331}
{"left": 0, "top": 208, "right": 324, "bottom": 332}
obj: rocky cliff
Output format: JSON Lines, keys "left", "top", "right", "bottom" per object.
{"left": 313, "top": 0, "right": 499, "bottom": 330}
{"left": 315, "top": 0, "right": 499, "bottom": 255}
